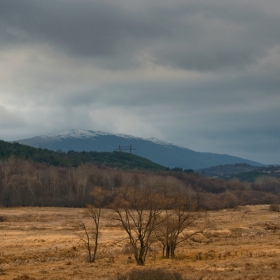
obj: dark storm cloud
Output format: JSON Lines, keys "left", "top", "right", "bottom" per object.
{"left": 150, "top": 2, "right": 280, "bottom": 71}
{"left": 0, "top": 0, "right": 164, "bottom": 60}
{"left": 1, "top": 0, "right": 279, "bottom": 71}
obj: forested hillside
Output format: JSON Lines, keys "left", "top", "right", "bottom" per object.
{"left": 0, "top": 140, "right": 166, "bottom": 171}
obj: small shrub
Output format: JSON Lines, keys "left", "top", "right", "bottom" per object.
{"left": 115, "top": 268, "right": 185, "bottom": 280}
{"left": 244, "top": 263, "right": 252, "bottom": 271}
{"left": 270, "top": 204, "right": 280, "bottom": 212}
{"left": 12, "top": 275, "right": 36, "bottom": 280}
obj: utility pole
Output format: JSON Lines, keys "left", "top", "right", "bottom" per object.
{"left": 114, "top": 145, "right": 136, "bottom": 154}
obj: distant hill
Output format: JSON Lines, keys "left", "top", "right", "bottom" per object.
{"left": 0, "top": 140, "right": 167, "bottom": 171}
{"left": 197, "top": 163, "right": 280, "bottom": 182}
{"left": 197, "top": 163, "right": 260, "bottom": 178}
{"left": 15, "top": 129, "right": 263, "bottom": 169}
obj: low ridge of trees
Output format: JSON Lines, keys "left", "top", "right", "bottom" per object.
{"left": 1, "top": 152, "right": 280, "bottom": 209}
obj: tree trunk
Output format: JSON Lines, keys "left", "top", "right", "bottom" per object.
{"left": 163, "top": 242, "right": 177, "bottom": 258}
{"left": 170, "top": 243, "right": 176, "bottom": 258}
{"left": 135, "top": 242, "right": 146, "bottom": 265}
{"left": 166, "top": 244, "right": 170, "bottom": 258}
{"left": 135, "top": 256, "right": 145, "bottom": 265}
{"left": 163, "top": 244, "right": 171, "bottom": 258}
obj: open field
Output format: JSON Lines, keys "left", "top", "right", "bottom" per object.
{"left": 1, "top": 205, "right": 280, "bottom": 279}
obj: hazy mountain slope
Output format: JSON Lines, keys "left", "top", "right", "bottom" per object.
{"left": 16, "top": 129, "right": 263, "bottom": 169}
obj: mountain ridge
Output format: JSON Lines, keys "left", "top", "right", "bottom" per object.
{"left": 33, "top": 129, "right": 184, "bottom": 148}
{"left": 16, "top": 129, "right": 264, "bottom": 170}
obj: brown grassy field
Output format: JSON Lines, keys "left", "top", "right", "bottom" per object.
{"left": 1, "top": 205, "right": 280, "bottom": 280}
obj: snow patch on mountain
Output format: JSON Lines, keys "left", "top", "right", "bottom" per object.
{"left": 147, "top": 137, "right": 174, "bottom": 147}
{"left": 40, "top": 129, "right": 111, "bottom": 140}
{"left": 38, "top": 129, "right": 176, "bottom": 148}
{"left": 114, "top": 133, "right": 172, "bottom": 146}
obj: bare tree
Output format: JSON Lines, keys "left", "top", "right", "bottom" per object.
{"left": 155, "top": 193, "right": 204, "bottom": 258}
{"left": 113, "top": 186, "right": 163, "bottom": 265}
{"left": 78, "top": 204, "right": 101, "bottom": 262}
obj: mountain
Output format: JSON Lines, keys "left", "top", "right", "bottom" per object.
{"left": 15, "top": 129, "right": 263, "bottom": 170}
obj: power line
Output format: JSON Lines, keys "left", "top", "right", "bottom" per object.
{"left": 114, "top": 145, "right": 136, "bottom": 154}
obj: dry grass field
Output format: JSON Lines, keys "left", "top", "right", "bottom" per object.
{"left": 1, "top": 205, "right": 280, "bottom": 280}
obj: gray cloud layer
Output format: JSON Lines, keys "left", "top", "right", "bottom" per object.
{"left": 0, "top": 0, "right": 280, "bottom": 164}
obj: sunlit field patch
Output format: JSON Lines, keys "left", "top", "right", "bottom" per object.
{"left": 0, "top": 205, "right": 280, "bottom": 280}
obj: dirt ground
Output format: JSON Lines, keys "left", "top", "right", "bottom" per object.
{"left": 0, "top": 205, "right": 280, "bottom": 280}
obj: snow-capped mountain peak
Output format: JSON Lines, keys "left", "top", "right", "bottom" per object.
{"left": 40, "top": 129, "right": 174, "bottom": 147}
{"left": 40, "top": 129, "right": 111, "bottom": 140}
{"left": 16, "top": 129, "right": 263, "bottom": 169}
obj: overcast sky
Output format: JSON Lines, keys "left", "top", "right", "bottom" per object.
{"left": 1, "top": 0, "right": 280, "bottom": 164}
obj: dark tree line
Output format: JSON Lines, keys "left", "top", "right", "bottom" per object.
{"left": 0, "top": 140, "right": 167, "bottom": 171}
{"left": 1, "top": 156, "right": 280, "bottom": 209}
